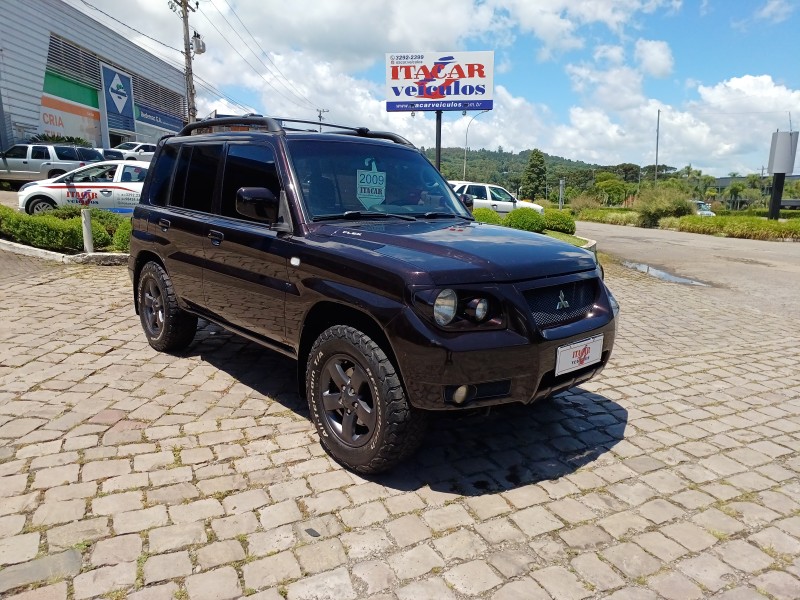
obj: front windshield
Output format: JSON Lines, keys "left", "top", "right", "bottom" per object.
{"left": 115, "top": 142, "right": 137, "bottom": 150}
{"left": 489, "top": 186, "right": 515, "bottom": 202}
{"left": 287, "top": 139, "right": 471, "bottom": 220}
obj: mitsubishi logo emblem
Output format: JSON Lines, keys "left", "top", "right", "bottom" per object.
{"left": 556, "top": 290, "right": 570, "bottom": 310}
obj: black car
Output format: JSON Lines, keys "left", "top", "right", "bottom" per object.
{"left": 129, "top": 115, "right": 618, "bottom": 473}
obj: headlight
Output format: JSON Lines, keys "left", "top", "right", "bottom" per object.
{"left": 465, "top": 298, "right": 489, "bottom": 322}
{"left": 433, "top": 289, "right": 458, "bottom": 326}
{"left": 606, "top": 287, "right": 620, "bottom": 318}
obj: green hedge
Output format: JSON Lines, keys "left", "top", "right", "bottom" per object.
{"left": 578, "top": 208, "right": 642, "bottom": 226}
{"left": 472, "top": 207, "right": 503, "bottom": 224}
{"left": 714, "top": 208, "right": 800, "bottom": 220}
{"left": 0, "top": 205, "right": 114, "bottom": 252}
{"left": 112, "top": 218, "right": 133, "bottom": 252}
{"left": 504, "top": 207, "right": 545, "bottom": 233}
{"left": 660, "top": 215, "right": 800, "bottom": 240}
{"left": 543, "top": 208, "right": 576, "bottom": 234}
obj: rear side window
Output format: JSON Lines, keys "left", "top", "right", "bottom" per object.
{"left": 147, "top": 143, "right": 178, "bottom": 206}
{"left": 466, "top": 184, "right": 487, "bottom": 199}
{"left": 54, "top": 146, "right": 79, "bottom": 160}
{"left": 170, "top": 144, "right": 221, "bottom": 213}
{"left": 220, "top": 144, "right": 281, "bottom": 220}
{"left": 31, "top": 146, "right": 49, "bottom": 160}
{"left": 77, "top": 148, "right": 103, "bottom": 161}
{"left": 4, "top": 145, "right": 28, "bottom": 159}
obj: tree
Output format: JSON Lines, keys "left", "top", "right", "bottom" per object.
{"left": 726, "top": 182, "right": 746, "bottom": 209}
{"left": 519, "top": 149, "right": 546, "bottom": 200}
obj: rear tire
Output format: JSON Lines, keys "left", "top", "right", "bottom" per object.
{"left": 137, "top": 261, "right": 197, "bottom": 352}
{"left": 47, "top": 170, "right": 65, "bottom": 179}
{"left": 306, "top": 325, "right": 426, "bottom": 473}
{"left": 28, "top": 197, "right": 56, "bottom": 214}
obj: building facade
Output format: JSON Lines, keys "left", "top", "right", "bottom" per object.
{"left": 0, "top": 0, "right": 186, "bottom": 150}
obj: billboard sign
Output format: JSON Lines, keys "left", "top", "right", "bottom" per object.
{"left": 386, "top": 51, "right": 494, "bottom": 112}
{"left": 135, "top": 104, "right": 184, "bottom": 133}
{"left": 100, "top": 63, "right": 136, "bottom": 132}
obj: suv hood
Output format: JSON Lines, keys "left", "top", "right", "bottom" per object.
{"left": 314, "top": 220, "right": 596, "bottom": 284}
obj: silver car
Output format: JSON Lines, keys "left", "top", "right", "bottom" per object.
{"left": 0, "top": 144, "right": 103, "bottom": 183}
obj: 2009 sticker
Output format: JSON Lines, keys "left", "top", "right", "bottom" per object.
{"left": 356, "top": 163, "right": 386, "bottom": 208}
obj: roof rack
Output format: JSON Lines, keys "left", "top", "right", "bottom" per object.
{"left": 176, "top": 115, "right": 414, "bottom": 147}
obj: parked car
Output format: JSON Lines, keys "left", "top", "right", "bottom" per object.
{"left": 449, "top": 181, "right": 545, "bottom": 215}
{"left": 691, "top": 200, "right": 715, "bottom": 217}
{"left": 18, "top": 160, "right": 149, "bottom": 214}
{"left": 113, "top": 142, "right": 156, "bottom": 161}
{"left": 96, "top": 148, "right": 125, "bottom": 160}
{"left": 0, "top": 144, "right": 103, "bottom": 183}
{"left": 129, "top": 115, "right": 618, "bottom": 473}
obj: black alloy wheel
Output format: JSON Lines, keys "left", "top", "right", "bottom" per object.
{"left": 137, "top": 261, "right": 197, "bottom": 352}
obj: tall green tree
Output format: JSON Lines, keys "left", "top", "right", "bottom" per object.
{"left": 520, "top": 149, "right": 546, "bottom": 200}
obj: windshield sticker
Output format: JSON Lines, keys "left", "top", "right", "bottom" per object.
{"left": 356, "top": 161, "right": 386, "bottom": 208}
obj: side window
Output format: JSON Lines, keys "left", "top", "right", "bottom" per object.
{"left": 144, "top": 145, "right": 156, "bottom": 153}
{"left": 173, "top": 144, "right": 221, "bottom": 213}
{"left": 4, "top": 145, "right": 28, "bottom": 159}
{"left": 31, "top": 146, "right": 49, "bottom": 160}
{"left": 122, "top": 165, "right": 148, "bottom": 183}
{"left": 220, "top": 144, "right": 281, "bottom": 220}
{"left": 54, "top": 146, "right": 79, "bottom": 160}
{"left": 147, "top": 143, "right": 178, "bottom": 205}
{"left": 466, "top": 184, "right": 487, "bottom": 199}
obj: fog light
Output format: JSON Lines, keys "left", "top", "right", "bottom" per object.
{"left": 452, "top": 385, "right": 476, "bottom": 405}
{"left": 465, "top": 298, "right": 489, "bottom": 322}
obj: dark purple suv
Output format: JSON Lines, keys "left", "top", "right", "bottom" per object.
{"left": 129, "top": 116, "right": 618, "bottom": 473}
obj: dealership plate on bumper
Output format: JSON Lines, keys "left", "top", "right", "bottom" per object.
{"left": 555, "top": 334, "right": 603, "bottom": 376}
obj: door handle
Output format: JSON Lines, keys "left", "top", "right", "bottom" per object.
{"left": 100, "top": 189, "right": 112, "bottom": 195}
{"left": 158, "top": 218, "right": 170, "bottom": 231}
{"left": 491, "top": 203, "right": 498, "bottom": 209}
{"left": 208, "top": 230, "right": 224, "bottom": 246}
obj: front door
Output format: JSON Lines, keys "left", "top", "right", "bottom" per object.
{"left": 0, "top": 145, "right": 33, "bottom": 179}
{"left": 202, "top": 142, "right": 290, "bottom": 345}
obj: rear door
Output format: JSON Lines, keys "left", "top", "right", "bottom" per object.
{"left": 201, "top": 142, "right": 291, "bottom": 345}
{"left": 144, "top": 143, "right": 221, "bottom": 311}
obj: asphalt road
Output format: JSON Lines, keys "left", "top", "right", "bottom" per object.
{"left": 577, "top": 221, "right": 800, "bottom": 318}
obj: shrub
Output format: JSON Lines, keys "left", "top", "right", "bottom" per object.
{"left": 39, "top": 207, "right": 125, "bottom": 236}
{"left": 668, "top": 215, "right": 800, "bottom": 240}
{"left": 0, "top": 205, "right": 111, "bottom": 252}
{"left": 543, "top": 208, "right": 576, "bottom": 234}
{"left": 472, "top": 207, "right": 503, "bottom": 225}
{"left": 633, "top": 188, "right": 693, "bottom": 227}
{"left": 504, "top": 207, "right": 545, "bottom": 233}
{"left": 568, "top": 194, "right": 601, "bottom": 216}
{"left": 578, "top": 208, "right": 641, "bottom": 226}
{"left": 112, "top": 218, "right": 133, "bottom": 252}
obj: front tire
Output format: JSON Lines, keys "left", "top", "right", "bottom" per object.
{"left": 306, "top": 325, "right": 426, "bottom": 473}
{"left": 137, "top": 261, "right": 197, "bottom": 352}
{"left": 28, "top": 197, "right": 56, "bottom": 214}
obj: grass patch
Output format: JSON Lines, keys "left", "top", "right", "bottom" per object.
{"left": 543, "top": 230, "right": 586, "bottom": 247}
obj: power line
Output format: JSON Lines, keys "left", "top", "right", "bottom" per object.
{"left": 72, "top": 0, "right": 183, "bottom": 53}
{"left": 197, "top": 4, "right": 318, "bottom": 111}
{"left": 212, "top": 0, "right": 317, "bottom": 110}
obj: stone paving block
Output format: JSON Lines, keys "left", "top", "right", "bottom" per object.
{"left": 632, "top": 531, "right": 689, "bottom": 562}
{"left": 72, "top": 562, "right": 136, "bottom": 600}
{"left": 433, "top": 528, "right": 487, "bottom": 561}
{"left": 148, "top": 521, "right": 206, "bottom": 553}
{"left": 185, "top": 565, "right": 242, "bottom": 600}
{"left": 475, "top": 517, "right": 527, "bottom": 545}
{"left": 31, "top": 499, "right": 85, "bottom": 526}
{"left": 559, "top": 524, "right": 612, "bottom": 550}
{"left": 715, "top": 539, "right": 775, "bottom": 573}
{"left": 648, "top": 570, "right": 704, "bottom": 600}
{"left": 90, "top": 534, "right": 142, "bottom": 566}
{"left": 531, "top": 565, "right": 592, "bottom": 600}
{"left": 487, "top": 549, "right": 536, "bottom": 578}
{"left": 509, "top": 505, "right": 564, "bottom": 537}
{"left": 491, "top": 577, "right": 551, "bottom": 600}
{"left": 0, "top": 533, "right": 40, "bottom": 566}
{"left": 0, "top": 474, "right": 27, "bottom": 497}
{"left": 221, "top": 489, "right": 270, "bottom": 514}
{"left": 147, "top": 482, "right": 199, "bottom": 505}
{"left": 0, "top": 549, "right": 82, "bottom": 595}
{"left": 92, "top": 491, "right": 143, "bottom": 515}
{"left": 196, "top": 540, "right": 245, "bottom": 570}
{"left": 211, "top": 511, "right": 259, "bottom": 539}
{"left": 113, "top": 505, "right": 168, "bottom": 534}
{"left": 258, "top": 499, "right": 303, "bottom": 529}
{"left": 47, "top": 517, "right": 110, "bottom": 551}
{"left": 571, "top": 552, "right": 625, "bottom": 592}
{"left": 339, "top": 501, "right": 389, "bottom": 528}
{"left": 661, "top": 521, "right": 717, "bottom": 552}
{"left": 32, "top": 464, "right": 79, "bottom": 489}
{"left": 749, "top": 526, "right": 800, "bottom": 555}
{"left": 102, "top": 472, "right": 149, "bottom": 494}
{"left": 339, "top": 528, "right": 392, "bottom": 561}
{"left": 4, "top": 581, "right": 68, "bottom": 600}
{"left": 0, "top": 514, "right": 25, "bottom": 538}
{"left": 169, "top": 498, "right": 224, "bottom": 524}
{"left": 444, "top": 559, "right": 503, "bottom": 595}
{"left": 749, "top": 571, "right": 800, "bottom": 600}
{"left": 149, "top": 466, "right": 193, "bottom": 487}
{"left": 386, "top": 514, "right": 431, "bottom": 547}
{"left": 43, "top": 482, "right": 97, "bottom": 503}
{"left": 389, "top": 543, "right": 445, "bottom": 580}
{"left": 242, "top": 551, "right": 302, "bottom": 589}
{"left": 128, "top": 581, "right": 179, "bottom": 600}
{"left": 82, "top": 459, "right": 131, "bottom": 481}
{"left": 144, "top": 550, "right": 193, "bottom": 584}
{"left": 285, "top": 566, "right": 356, "bottom": 600}
{"left": 637, "top": 498, "right": 684, "bottom": 524}
{"left": 295, "top": 538, "right": 347, "bottom": 574}
{"left": 247, "top": 525, "right": 295, "bottom": 557}
{"left": 395, "top": 577, "right": 456, "bottom": 600}
{"left": 677, "top": 554, "right": 737, "bottom": 593}
{"left": 601, "top": 542, "right": 662, "bottom": 578}
{"left": 352, "top": 559, "right": 397, "bottom": 595}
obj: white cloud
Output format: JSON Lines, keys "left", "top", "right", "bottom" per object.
{"left": 634, "top": 39, "right": 674, "bottom": 78}
{"left": 755, "top": 0, "right": 795, "bottom": 23}
{"left": 593, "top": 45, "right": 625, "bottom": 65}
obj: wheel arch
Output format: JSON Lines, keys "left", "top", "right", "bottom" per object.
{"left": 131, "top": 250, "right": 166, "bottom": 314}
{"left": 25, "top": 195, "right": 56, "bottom": 213}
{"left": 297, "top": 302, "right": 402, "bottom": 401}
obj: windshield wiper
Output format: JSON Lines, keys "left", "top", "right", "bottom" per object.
{"left": 312, "top": 210, "right": 417, "bottom": 222}
{"left": 420, "top": 211, "right": 474, "bottom": 220}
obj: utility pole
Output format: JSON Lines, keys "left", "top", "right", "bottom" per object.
{"left": 654, "top": 108, "right": 660, "bottom": 184}
{"left": 169, "top": 0, "right": 198, "bottom": 122}
{"left": 317, "top": 109, "right": 329, "bottom": 132}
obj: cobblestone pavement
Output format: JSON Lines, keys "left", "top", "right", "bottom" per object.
{"left": 0, "top": 252, "right": 799, "bottom": 600}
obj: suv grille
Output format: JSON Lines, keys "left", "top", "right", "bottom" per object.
{"left": 523, "top": 279, "right": 598, "bottom": 329}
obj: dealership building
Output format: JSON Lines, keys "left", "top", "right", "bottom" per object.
{"left": 0, "top": 0, "right": 186, "bottom": 151}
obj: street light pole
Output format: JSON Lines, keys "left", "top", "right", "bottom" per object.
{"left": 463, "top": 110, "right": 489, "bottom": 180}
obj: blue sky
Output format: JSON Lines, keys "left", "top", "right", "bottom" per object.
{"left": 69, "top": 0, "right": 799, "bottom": 176}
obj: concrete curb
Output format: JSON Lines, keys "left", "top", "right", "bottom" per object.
{"left": 579, "top": 237, "right": 597, "bottom": 255}
{"left": 0, "top": 239, "right": 128, "bottom": 265}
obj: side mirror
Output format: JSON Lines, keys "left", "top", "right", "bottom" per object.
{"left": 236, "top": 187, "right": 279, "bottom": 223}
{"left": 459, "top": 193, "right": 474, "bottom": 213}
